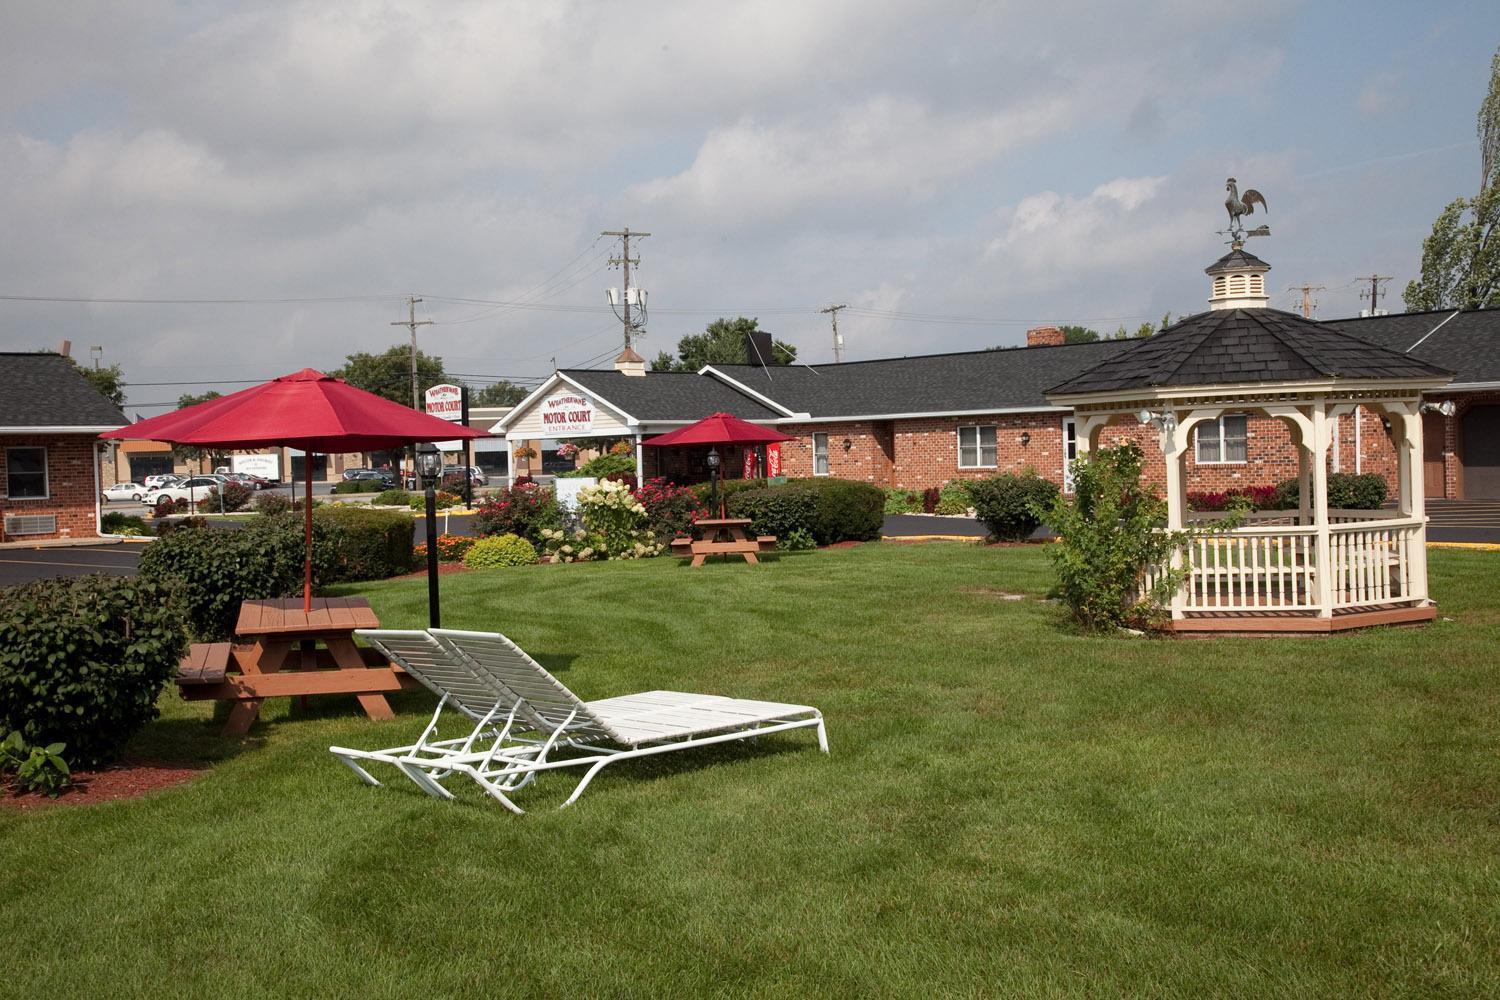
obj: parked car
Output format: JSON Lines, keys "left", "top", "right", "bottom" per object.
{"left": 101, "top": 482, "right": 148, "bottom": 503}
{"left": 346, "top": 469, "right": 397, "bottom": 489}
{"left": 146, "top": 477, "right": 222, "bottom": 509}
{"left": 144, "top": 473, "right": 183, "bottom": 489}
{"left": 221, "top": 472, "right": 269, "bottom": 490}
{"left": 341, "top": 467, "right": 372, "bottom": 481}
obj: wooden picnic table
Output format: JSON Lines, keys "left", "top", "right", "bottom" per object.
{"left": 177, "top": 596, "right": 419, "bottom": 736}
{"left": 670, "top": 518, "right": 776, "bottom": 567}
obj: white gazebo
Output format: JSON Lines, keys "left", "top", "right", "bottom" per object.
{"left": 1047, "top": 244, "right": 1453, "bottom": 633}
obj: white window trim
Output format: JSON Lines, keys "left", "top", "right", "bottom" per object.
{"left": 1194, "top": 414, "right": 1249, "bottom": 465}
{"left": 812, "top": 432, "right": 830, "bottom": 477}
{"left": 5, "top": 446, "right": 50, "bottom": 501}
{"left": 1062, "top": 417, "right": 1077, "bottom": 493}
{"left": 956, "top": 425, "right": 998, "bottom": 470}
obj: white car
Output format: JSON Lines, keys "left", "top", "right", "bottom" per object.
{"left": 144, "top": 474, "right": 183, "bottom": 489}
{"left": 146, "top": 477, "right": 222, "bottom": 508}
{"left": 102, "top": 482, "right": 148, "bottom": 503}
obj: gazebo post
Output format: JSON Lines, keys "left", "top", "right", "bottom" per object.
{"left": 1163, "top": 415, "right": 1192, "bottom": 620}
{"left": 1311, "top": 405, "right": 1334, "bottom": 618}
{"left": 1393, "top": 406, "right": 1430, "bottom": 601}
{"left": 634, "top": 433, "right": 644, "bottom": 489}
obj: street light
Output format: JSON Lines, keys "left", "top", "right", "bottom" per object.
{"left": 416, "top": 441, "right": 443, "bottom": 628}
{"left": 706, "top": 447, "right": 721, "bottom": 518}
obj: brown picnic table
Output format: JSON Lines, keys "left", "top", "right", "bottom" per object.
{"left": 177, "top": 596, "right": 419, "bottom": 736}
{"left": 670, "top": 518, "right": 776, "bottom": 567}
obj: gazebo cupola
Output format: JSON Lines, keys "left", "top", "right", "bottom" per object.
{"left": 1044, "top": 180, "right": 1453, "bottom": 633}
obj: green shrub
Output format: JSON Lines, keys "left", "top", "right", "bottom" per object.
{"left": 0, "top": 575, "right": 185, "bottom": 767}
{"left": 781, "top": 527, "right": 816, "bottom": 551}
{"left": 464, "top": 533, "right": 540, "bottom": 568}
{"left": 409, "top": 490, "right": 462, "bottom": 511}
{"left": 1036, "top": 443, "right": 1186, "bottom": 632}
{"left": 474, "top": 485, "right": 562, "bottom": 551}
{"left": 203, "top": 482, "right": 253, "bottom": 512}
{"left": 560, "top": 453, "right": 636, "bottom": 479}
{"left": 883, "top": 488, "right": 921, "bottom": 514}
{"left": 253, "top": 492, "right": 292, "bottom": 516}
{"left": 374, "top": 488, "right": 412, "bottom": 507}
{"left": 332, "top": 479, "right": 382, "bottom": 494}
{"left": 1328, "top": 472, "right": 1388, "bottom": 510}
{"left": 690, "top": 477, "right": 768, "bottom": 509}
{"left": 101, "top": 511, "right": 153, "bottom": 536}
{"left": 934, "top": 479, "right": 973, "bottom": 515}
{"left": 139, "top": 517, "right": 331, "bottom": 641}
{"left": 728, "top": 485, "right": 819, "bottom": 539}
{"left": 969, "top": 473, "right": 1059, "bottom": 541}
{"left": 786, "top": 478, "right": 885, "bottom": 543}
{"left": 576, "top": 479, "right": 662, "bottom": 558}
{"left": 1269, "top": 473, "right": 1388, "bottom": 512}
{"left": 1, "top": 732, "right": 71, "bottom": 797}
{"left": 312, "top": 506, "right": 414, "bottom": 582}
{"left": 632, "top": 478, "right": 707, "bottom": 541}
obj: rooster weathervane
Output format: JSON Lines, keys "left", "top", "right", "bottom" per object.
{"left": 1221, "top": 177, "right": 1270, "bottom": 247}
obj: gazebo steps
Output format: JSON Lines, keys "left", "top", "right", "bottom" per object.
{"left": 1170, "top": 603, "right": 1436, "bottom": 634}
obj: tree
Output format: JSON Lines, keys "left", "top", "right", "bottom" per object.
{"left": 468, "top": 381, "right": 529, "bottom": 407}
{"left": 1060, "top": 325, "right": 1100, "bottom": 344}
{"left": 1134, "top": 322, "right": 1155, "bottom": 339}
{"left": 172, "top": 391, "right": 222, "bottom": 464}
{"left": 1404, "top": 46, "right": 1500, "bottom": 311}
{"left": 330, "top": 345, "right": 449, "bottom": 406}
{"left": 649, "top": 317, "right": 797, "bottom": 372}
{"left": 60, "top": 358, "right": 127, "bottom": 407}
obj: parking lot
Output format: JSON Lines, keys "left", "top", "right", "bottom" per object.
{"left": 0, "top": 544, "right": 143, "bottom": 586}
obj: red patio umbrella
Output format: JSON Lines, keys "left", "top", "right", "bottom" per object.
{"left": 640, "top": 412, "right": 796, "bottom": 448}
{"left": 101, "top": 369, "right": 483, "bottom": 610}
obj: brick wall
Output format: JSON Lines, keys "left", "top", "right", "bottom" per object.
{"left": 776, "top": 404, "right": 1406, "bottom": 499}
{"left": 1426, "top": 389, "right": 1500, "bottom": 499}
{"left": 1, "top": 434, "right": 101, "bottom": 542}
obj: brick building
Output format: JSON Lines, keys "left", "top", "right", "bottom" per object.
{"left": 1, "top": 352, "right": 127, "bottom": 543}
{"left": 499, "top": 264, "right": 1498, "bottom": 500}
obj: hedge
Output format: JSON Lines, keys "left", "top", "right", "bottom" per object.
{"left": 312, "top": 506, "right": 414, "bottom": 583}
{"left": 968, "top": 473, "right": 1059, "bottom": 541}
{"left": 1269, "top": 472, "right": 1388, "bottom": 512}
{"left": 464, "top": 533, "right": 539, "bottom": 568}
{"left": 138, "top": 510, "right": 413, "bottom": 640}
{"left": 332, "top": 479, "right": 383, "bottom": 494}
{"left": 726, "top": 478, "right": 883, "bottom": 544}
{"left": 727, "top": 485, "right": 819, "bottom": 540}
{"left": 0, "top": 576, "right": 185, "bottom": 767}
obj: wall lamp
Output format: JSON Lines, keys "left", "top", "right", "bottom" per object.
{"left": 842, "top": 438, "right": 852, "bottom": 452}
{"left": 1420, "top": 400, "right": 1456, "bottom": 417}
{"left": 1019, "top": 431, "right": 1031, "bottom": 447}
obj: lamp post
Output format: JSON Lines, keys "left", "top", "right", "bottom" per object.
{"left": 706, "top": 447, "right": 721, "bottom": 518}
{"left": 416, "top": 441, "right": 443, "bottom": 628}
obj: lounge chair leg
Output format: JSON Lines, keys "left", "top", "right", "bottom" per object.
{"left": 816, "top": 717, "right": 830, "bottom": 753}
{"left": 469, "top": 774, "right": 526, "bottom": 814}
{"left": 398, "top": 762, "right": 455, "bottom": 800}
{"left": 333, "top": 752, "right": 383, "bottom": 787}
{"left": 561, "top": 758, "right": 615, "bottom": 808}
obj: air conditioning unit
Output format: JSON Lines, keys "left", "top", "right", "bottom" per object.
{"left": 4, "top": 514, "right": 56, "bottom": 537}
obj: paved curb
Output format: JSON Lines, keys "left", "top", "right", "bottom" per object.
{"left": 1427, "top": 542, "right": 1500, "bottom": 552}
{"left": 0, "top": 536, "right": 125, "bottom": 551}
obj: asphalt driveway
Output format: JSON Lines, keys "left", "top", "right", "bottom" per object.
{"left": 0, "top": 544, "right": 143, "bottom": 586}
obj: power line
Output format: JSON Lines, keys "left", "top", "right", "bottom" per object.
{"left": 1358, "top": 274, "right": 1394, "bottom": 317}
{"left": 391, "top": 295, "right": 433, "bottom": 408}
{"left": 602, "top": 227, "right": 650, "bottom": 352}
{"left": 820, "top": 303, "right": 848, "bottom": 363}
{"left": 0, "top": 293, "right": 399, "bottom": 305}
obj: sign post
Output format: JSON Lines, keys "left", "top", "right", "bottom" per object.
{"left": 423, "top": 383, "right": 465, "bottom": 493}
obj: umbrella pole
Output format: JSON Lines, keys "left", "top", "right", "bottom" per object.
{"left": 303, "top": 454, "right": 314, "bottom": 612}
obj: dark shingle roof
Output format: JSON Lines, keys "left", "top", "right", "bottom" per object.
{"left": 710, "top": 339, "right": 1138, "bottom": 416}
{"left": 1046, "top": 308, "right": 1452, "bottom": 396}
{"left": 1323, "top": 307, "right": 1500, "bottom": 385}
{"left": 1205, "top": 247, "right": 1269, "bottom": 274}
{"left": 0, "top": 353, "right": 128, "bottom": 428}
{"left": 560, "top": 369, "right": 780, "bottom": 421}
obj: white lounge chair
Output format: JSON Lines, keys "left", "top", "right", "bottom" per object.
{"left": 331, "top": 627, "right": 828, "bottom": 813}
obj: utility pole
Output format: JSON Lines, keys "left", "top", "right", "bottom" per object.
{"left": 390, "top": 295, "right": 433, "bottom": 408}
{"left": 603, "top": 228, "right": 650, "bottom": 350}
{"left": 820, "top": 304, "right": 848, "bottom": 363}
{"left": 1291, "top": 284, "right": 1325, "bottom": 319}
{"left": 1359, "top": 274, "right": 1393, "bottom": 317}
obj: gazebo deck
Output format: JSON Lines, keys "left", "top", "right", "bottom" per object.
{"left": 1171, "top": 603, "right": 1436, "bottom": 634}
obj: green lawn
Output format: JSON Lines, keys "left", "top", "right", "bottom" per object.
{"left": 3, "top": 544, "right": 1499, "bottom": 997}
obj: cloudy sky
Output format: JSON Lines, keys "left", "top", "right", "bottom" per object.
{"left": 3, "top": 1, "right": 1497, "bottom": 412}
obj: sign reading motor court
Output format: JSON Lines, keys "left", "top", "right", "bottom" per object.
{"left": 423, "top": 383, "right": 464, "bottom": 422}
{"left": 540, "top": 393, "right": 594, "bottom": 434}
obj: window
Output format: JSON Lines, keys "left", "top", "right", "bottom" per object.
{"left": 812, "top": 433, "right": 829, "bottom": 476}
{"left": 5, "top": 447, "right": 48, "bottom": 499}
{"left": 1195, "top": 415, "right": 1248, "bottom": 464}
{"left": 958, "top": 425, "right": 998, "bottom": 468}
{"left": 1062, "top": 418, "right": 1077, "bottom": 492}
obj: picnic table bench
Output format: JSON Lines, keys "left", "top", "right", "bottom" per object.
{"left": 176, "top": 596, "right": 419, "bottom": 736}
{"left": 671, "top": 518, "right": 776, "bottom": 567}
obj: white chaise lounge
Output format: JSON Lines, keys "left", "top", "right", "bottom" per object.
{"left": 330, "top": 628, "right": 828, "bottom": 813}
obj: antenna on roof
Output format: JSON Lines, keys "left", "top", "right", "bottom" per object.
{"left": 746, "top": 331, "right": 773, "bottom": 381}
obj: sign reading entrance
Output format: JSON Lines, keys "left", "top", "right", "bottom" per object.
{"left": 541, "top": 393, "right": 594, "bottom": 434}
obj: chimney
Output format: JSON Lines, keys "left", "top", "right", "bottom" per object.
{"left": 1025, "top": 326, "right": 1065, "bottom": 348}
{"left": 57, "top": 339, "right": 72, "bottom": 358}
{"left": 744, "top": 330, "right": 775, "bottom": 365}
{"left": 613, "top": 344, "right": 646, "bottom": 377}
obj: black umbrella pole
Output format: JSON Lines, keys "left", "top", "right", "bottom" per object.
{"left": 425, "top": 486, "right": 440, "bottom": 628}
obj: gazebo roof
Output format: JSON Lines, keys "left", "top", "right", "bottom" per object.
{"left": 1046, "top": 307, "right": 1452, "bottom": 397}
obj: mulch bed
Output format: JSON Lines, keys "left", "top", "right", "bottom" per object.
{"left": 2, "top": 760, "right": 206, "bottom": 811}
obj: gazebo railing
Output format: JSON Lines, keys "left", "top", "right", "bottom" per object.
{"left": 1143, "top": 515, "right": 1425, "bottom": 613}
